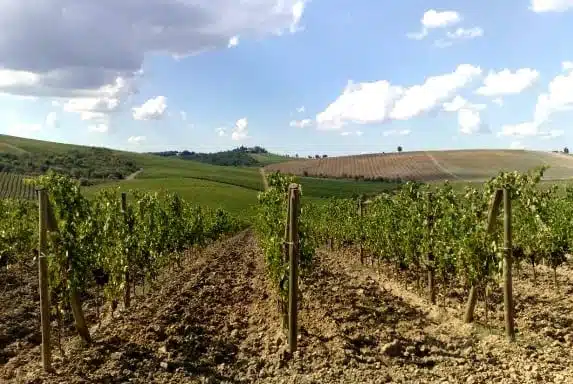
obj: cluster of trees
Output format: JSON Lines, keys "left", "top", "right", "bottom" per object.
{"left": 151, "top": 146, "right": 272, "bottom": 167}
{"left": 231, "top": 145, "right": 268, "bottom": 154}
{"left": 0, "top": 148, "right": 139, "bottom": 184}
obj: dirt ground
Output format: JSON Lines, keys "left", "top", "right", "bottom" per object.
{"left": 1, "top": 230, "right": 573, "bottom": 383}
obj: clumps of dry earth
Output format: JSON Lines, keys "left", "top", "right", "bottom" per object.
{"left": 2, "top": 230, "right": 573, "bottom": 383}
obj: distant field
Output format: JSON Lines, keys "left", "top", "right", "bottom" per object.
{"left": 84, "top": 177, "right": 259, "bottom": 217}
{"left": 8, "top": 134, "right": 572, "bottom": 216}
{"left": 0, "top": 172, "right": 35, "bottom": 199}
{"left": 131, "top": 154, "right": 264, "bottom": 191}
{"left": 1, "top": 135, "right": 404, "bottom": 216}
{"left": 266, "top": 149, "right": 573, "bottom": 182}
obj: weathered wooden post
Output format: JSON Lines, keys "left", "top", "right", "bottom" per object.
{"left": 464, "top": 189, "right": 503, "bottom": 323}
{"left": 37, "top": 188, "right": 52, "bottom": 372}
{"left": 503, "top": 188, "right": 515, "bottom": 341}
{"left": 287, "top": 184, "right": 300, "bottom": 354}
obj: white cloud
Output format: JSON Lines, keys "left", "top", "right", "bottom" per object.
{"left": 45, "top": 112, "right": 59, "bottom": 128}
{"left": 541, "top": 129, "right": 565, "bottom": 139}
{"left": 228, "top": 36, "right": 240, "bottom": 48}
{"left": 442, "top": 95, "right": 486, "bottom": 112}
{"left": 441, "top": 95, "right": 488, "bottom": 134}
{"left": 530, "top": 0, "right": 573, "bottom": 12}
{"left": 128, "top": 135, "right": 147, "bottom": 144}
{"left": 180, "top": 111, "right": 187, "bottom": 121}
{"left": 296, "top": 106, "right": 305, "bottom": 113}
{"left": 316, "top": 64, "right": 481, "bottom": 129}
{"left": 290, "top": 118, "right": 313, "bottom": 128}
{"left": 492, "top": 97, "right": 504, "bottom": 106}
{"left": 408, "top": 9, "right": 462, "bottom": 40}
{"left": 498, "top": 121, "right": 563, "bottom": 139}
{"left": 534, "top": 67, "right": 573, "bottom": 122}
{"left": 216, "top": 127, "right": 227, "bottom": 137}
{"left": 88, "top": 123, "right": 109, "bottom": 133}
{"left": 476, "top": 68, "right": 539, "bottom": 97}
{"left": 383, "top": 129, "right": 411, "bottom": 137}
{"left": 289, "top": 1, "right": 306, "bottom": 33}
{"left": 390, "top": 64, "right": 482, "bottom": 120}
{"left": 422, "top": 10, "right": 462, "bottom": 28}
{"left": 563, "top": 61, "right": 573, "bottom": 71}
{"left": 132, "top": 96, "right": 167, "bottom": 120}
{"left": 0, "top": 0, "right": 306, "bottom": 132}
{"left": 446, "top": 27, "right": 484, "bottom": 40}
{"left": 231, "top": 117, "right": 249, "bottom": 140}
{"left": 499, "top": 121, "right": 540, "bottom": 137}
{"left": 316, "top": 80, "right": 403, "bottom": 129}
{"left": 458, "top": 108, "right": 489, "bottom": 134}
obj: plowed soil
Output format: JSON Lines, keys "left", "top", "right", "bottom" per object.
{"left": 2, "top": 231, "right": 573, "bottom": 383}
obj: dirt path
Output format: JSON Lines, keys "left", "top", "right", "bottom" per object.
{"left": 313, "top": 246, "right": 573, "bottom": 383}
{"left": 1, "top": 231, "right": 285, "bottom": 383}
{"left": 259, "top": 167, "right": 269, "bottom": 191}
{"left": 4, "top": 234, "right": 573, "bottom": 383}
{"left": 125, "top": 168, "right": 143, "bottom": 180}
{"left": 424, "top": 152, "right": 465, "bottom": 181}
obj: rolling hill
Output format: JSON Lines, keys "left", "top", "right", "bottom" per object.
{"left": 265, "top": 149, "right": 573, "bottom": 182}
{"left": 0, "top": 135, "right": 402, "bottom": 214}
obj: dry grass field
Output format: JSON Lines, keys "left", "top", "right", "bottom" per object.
{"left": 265, "top": 149, "right": 573, "bottom": 182}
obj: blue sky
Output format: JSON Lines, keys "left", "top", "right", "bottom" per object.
{"left": 0, "top": 0, "right": 572, "bottom": 156}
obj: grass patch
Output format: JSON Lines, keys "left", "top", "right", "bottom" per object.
{"left": 84, "top": 177, "right": 259, "bottom": 217}
{"left": 133, "top": 154, "right": 264, "bottom": 191}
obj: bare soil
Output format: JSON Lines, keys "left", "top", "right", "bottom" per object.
{"left": 2, "top": 231, "right": 573, "bottom": 383}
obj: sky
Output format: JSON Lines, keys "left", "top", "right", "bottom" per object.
{"left": 0, "top": 0, "right": 573, "bottom": 157}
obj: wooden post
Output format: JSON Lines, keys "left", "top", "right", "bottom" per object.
{"left": 358, "top": 198, "right": 364, "bottom": 264}
{"left": 464, "top": 189, "right": 503, "bottom": 323}
{"left": 121, "top": 192, "right": 131, "bottom": 309}
{"left": 288, "top": 184, "right": 300, "bottom": 354}
{"left": 427, "top": 193, "right": 436, "bottom": 304}
{"left": 69, "top": 285, "right": 91, "bottom": 343}
{"left": 283, "top": 193, "right": 291, "bottom": 263}
{"left": 503, "top": 188, "right": 515, "bottom": 341}
{"left": 37, "top": 189, "right": 52, "bottom": 372}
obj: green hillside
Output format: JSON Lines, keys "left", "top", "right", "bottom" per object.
{"left": 0, "top": 135, "right": 398, "bottom": 215}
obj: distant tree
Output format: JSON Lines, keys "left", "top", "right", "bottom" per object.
{"left": 315, "top": 154, "right": 320, "bottom": 159}
{"left": 397, "top": 146, "right": 403, "bottom": 153}
{"left": 322, "top": 154, "right": 328, "bottom": 158}
{"left": 295, "top": 154, "right": 299, "bottom": 158}
{"left": 564, "top": 147, "right": 570, "bottom": 154}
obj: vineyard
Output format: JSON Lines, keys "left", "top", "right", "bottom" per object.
{"left": 265, "top": 149, "right": 573, "bottom": 182}
{"left": 2, "top": 167, "right": 573, "bottom": 382}
{"left": 0, "top": 172, "right": 35, "bottom": 199}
